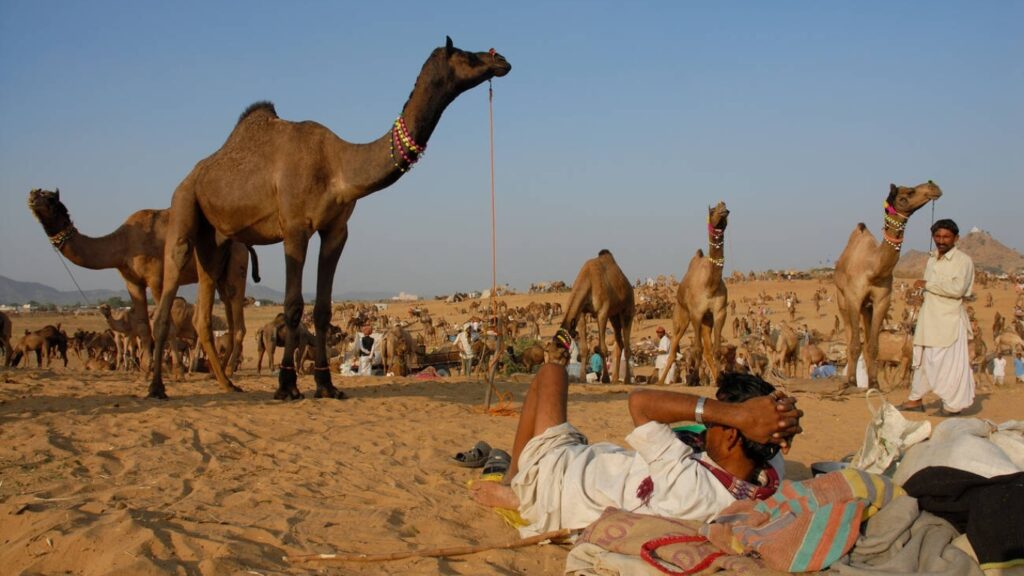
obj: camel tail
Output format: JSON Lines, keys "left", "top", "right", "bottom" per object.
{"left": 247, "top": 246, "right": 261, "bottom": 283}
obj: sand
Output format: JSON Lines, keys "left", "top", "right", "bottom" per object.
{"left": 2, "top": 278, "right": 1022, "bottom": 575}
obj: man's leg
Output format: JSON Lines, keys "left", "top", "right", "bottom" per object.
{"left": 508, "top": 363, "right": 569, "bottom": 479}
{"left": 471, "top": 362, "right": 569, "bottom": 509}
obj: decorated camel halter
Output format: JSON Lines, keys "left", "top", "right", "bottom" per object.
{"left": 389, "top": 116, "right": 426, "bottom": 173}
{"left": 881, "top": 201, "right": 908, "bottom": 251}
{"left": 707, "top": 217, "right": 725, "bottom": 266}
{"left": 48, "top": 225, "right": 76, "bottom": 250}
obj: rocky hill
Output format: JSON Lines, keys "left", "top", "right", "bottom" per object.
{"left": 894, "top": 228, "right": 1024, "bottom": 277}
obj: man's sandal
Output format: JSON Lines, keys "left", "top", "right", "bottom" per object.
{"left": 896, "top": 401, "right": 925, "bottom": 413}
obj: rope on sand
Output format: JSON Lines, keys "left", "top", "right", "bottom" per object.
{"left": 283, "top": 528, "right": 575, "bottom": 564}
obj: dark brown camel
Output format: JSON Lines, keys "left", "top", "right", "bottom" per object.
{"left": 147, "top": 36, "right": 510, "bottom": 400}
{"left": 561, "top": 249, "right": 635, "bottom": 383}
{"left": 27, "top": 188, "right": 256, "bottom": 375}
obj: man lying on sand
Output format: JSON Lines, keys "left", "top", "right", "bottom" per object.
{"left": 471, "top": 330, "right": 804, "bottom": 537}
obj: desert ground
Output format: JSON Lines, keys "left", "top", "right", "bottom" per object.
{"left": 1, "top": 276, "right": 1022, "bottom": 575}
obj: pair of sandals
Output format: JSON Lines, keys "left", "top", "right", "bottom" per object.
{"left": 896, "top": 401, "right": 961, "bottom": 417}
{"left": 450, "top": 441, "right": 511, "bottom": 478}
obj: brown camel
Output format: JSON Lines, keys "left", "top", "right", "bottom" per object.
{"left": 834, "top": 181, "right": 942, "bottom": 390}
{"left": 27, "top": 188, "right": 256, "bottom": 376}
{"left": 561, "top": 249, "right": 635, "bottom": 383}
{"left": 98, "top": 304, "right": 140, "bottom": 370}
{"left": 147, "top": 37, "right": 510, "bottom": 400}
{"left": 766, "top": 322, "right": 800, "bottom": 377}
{"left": 255, "top": 313, "right": 318, "bottom": 374}
{"left": 381, "top": 325, "right": 416, "bottom": 376}
{"left": 658, "top": 202, "right": 730, "bottom": 385}
{"left": 0, "top": 311, "right": 12, "bottom": 365}
{"left": 876, "top": 330, "right": 913, "bottom": 389}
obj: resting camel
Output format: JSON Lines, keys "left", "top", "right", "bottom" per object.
{"left": 834, "top": 181, "right": 942, "bottom": 390}
{"left": 27, "top": 188, "right": 256, "bottom": 375}
{"left": 561, "top": 249, "right": 635, "bottom": 383}
{"left": 657, "top": 202, "right": 730, "bottom": 385}
{"left": 0, "top": 311, "right": 12, "bottom": 365}
{"left": 147, "top": 37, "right": 510, "bottom": 400}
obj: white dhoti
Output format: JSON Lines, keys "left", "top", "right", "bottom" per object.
{"left": 655, "top": 354, "right": 676, "bottom": 384}
{"left": 358, "top": 355, "right": 373, "bottom": 376}
{"left": 910, "top": 315, "right": 975, "bottom": 412}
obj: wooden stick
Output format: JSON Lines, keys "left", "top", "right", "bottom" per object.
{"left": 284, "top": 528, "right": 575, "bottom": 564}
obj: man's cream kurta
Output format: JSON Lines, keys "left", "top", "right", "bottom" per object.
{"left": 913, "top": 247, "right": 974, "bottom": 348}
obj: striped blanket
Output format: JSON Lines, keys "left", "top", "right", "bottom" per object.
{"left": 701, "top": 468, "right": 904, "bottom": 572}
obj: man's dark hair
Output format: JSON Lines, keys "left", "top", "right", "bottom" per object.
{"left": 930, "top": 219, "right": 959, "bottom": 236}
{"left": 716, "top": 372, "right": 780, "bottom": 464}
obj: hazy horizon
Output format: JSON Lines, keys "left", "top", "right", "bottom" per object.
{"left": 2, "top": 2, "right": 1021, "bottom": 297}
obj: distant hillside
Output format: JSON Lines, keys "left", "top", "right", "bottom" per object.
{"left": 894, "top": 228, "right": 1024, "bottom": 277}
{"left": 0, "top": 275, "right": 393, "bottom": 306}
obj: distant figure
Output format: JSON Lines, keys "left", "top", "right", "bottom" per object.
{"left": 455, "top": 325, "right": 475, "bottom": 375}
{"left": 586, "top": 348, "right": 604, "bottom": 383}
{"left": 1015, "top": 353, "right": 1024, "bottom": 383}
{"left": 992, "top": 355, "right": 1006, "bottom": 386}
{"left": 899, "top": 219, "right": 976, "bottom": 415}
{"left": 357, "top": 324, "right": 375, "bottom": 376}
{"left": 654, "top": 326, "right": 676, "bottom": 384}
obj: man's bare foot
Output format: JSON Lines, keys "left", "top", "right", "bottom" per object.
{"left": 469, "top": 481, "right": 521, "bottom": 509}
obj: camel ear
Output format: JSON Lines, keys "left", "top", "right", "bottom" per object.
{"left": 445, "top": 36, "right": 454, "bottom": 54}
{"left": 55, "top": 188, "right": 60, "bottom": 199}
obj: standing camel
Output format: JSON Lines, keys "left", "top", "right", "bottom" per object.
{"left": 657, "top": 202, "right": 730, "bottom": 385}
{"left": 834, "top": 181, "right": 942, "bottom": 390}
{"left": 147, "top": 37, "right": 510, "bottom": 399}
{"left": 561, "top": 250, "right": 635, "bottom": 383}
{"left": 27, "top": 188, "right": 256, "bottom": 375}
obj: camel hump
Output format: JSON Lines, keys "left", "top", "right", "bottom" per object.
{"left": 237, "top": 101, "right": 277, "bottom": 125}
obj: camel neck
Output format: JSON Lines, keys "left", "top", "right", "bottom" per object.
{"left": 56, "top": 227, "right": 128, "bottom": 270}
{"left": 707, "top": 227, "right": 726, "bottom": 273}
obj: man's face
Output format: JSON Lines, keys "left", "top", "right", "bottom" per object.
{"left": 932, "top": 228, "right": 958, "bottom": 255}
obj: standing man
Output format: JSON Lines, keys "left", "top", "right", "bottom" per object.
{"left": 992, "top": 354, "right": 1006, "bottom": 386}
{"left": 455, "top": 324, "right": 475, "bottom": 376}
{"left": 654, "top": 326, "right": 677, "bottom": 384}
{"left": 899, "top": 219, "right": 976, "bottom": 416}
{"left": 357, "top": 324, "right": 376, "bottom": 376}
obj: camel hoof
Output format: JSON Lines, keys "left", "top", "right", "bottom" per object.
{"left": 273, "top": 386, "right": 304, "bottom": 401}
{"left": 314, "top": 386, "right": 348, "bottom": 400}
{"left": 224, "top": 382, "right": 244, "bottom": 393}
{"left": 147, "top": 386, "right": 169, "bottom": 400}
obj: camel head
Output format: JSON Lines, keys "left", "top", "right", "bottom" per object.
{"left": 27, "top": 188, "right": 73, "bottom": 237}
{"left": 97, "top": 303, "right": 112, "bottom": 318}
{"left": 412, "top": 37, "right": 511, "bottom": 105}
{"left": 886, "top": 181, "right": 942, "bottom": 218}
{"left": 708, "top": 201, "right": 730, "bottom": 232}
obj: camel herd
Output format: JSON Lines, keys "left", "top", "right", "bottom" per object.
{"left": 9, "top": 38, "right": 1023, "bottom": 398}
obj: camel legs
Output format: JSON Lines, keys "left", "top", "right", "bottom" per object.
{"left": 863, "top": 295, "right": 891, "bottom": 390}
{"left": 612, "top": 314, "right": 633, "bottom": 385}
{"left": 125, "top": 281, "right": 152, "bottom": 372}
{"left": 308, "top": 227, "right": 349, "bottom": 399}
{"left": 274, "top": 231, "right": 311, "bottom": 400}
{"left": 839, "top": 298, "right": 862, "bottom": 390}
{"left": 216, "top": 243, "right": 249, "bottom": 377}
{"left": 193, "top": 233, "right": 241, "bottom": 393}
{"left": 150, "top": 185, "right": 201, "bottom": 399}
{"left": 595, "top": 309, "right": 613, "bottom": 383}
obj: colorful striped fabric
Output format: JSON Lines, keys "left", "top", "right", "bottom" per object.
{"left": 700, "top": 468, "right": 905, "bottom": 572}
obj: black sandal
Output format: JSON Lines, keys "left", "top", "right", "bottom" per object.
{"left": 481, "top": 448, "right": 511, "bottom": 479}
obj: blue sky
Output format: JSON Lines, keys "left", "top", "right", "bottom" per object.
{"left": 1, "top": 1, "right": 1021, "bottom": 298}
